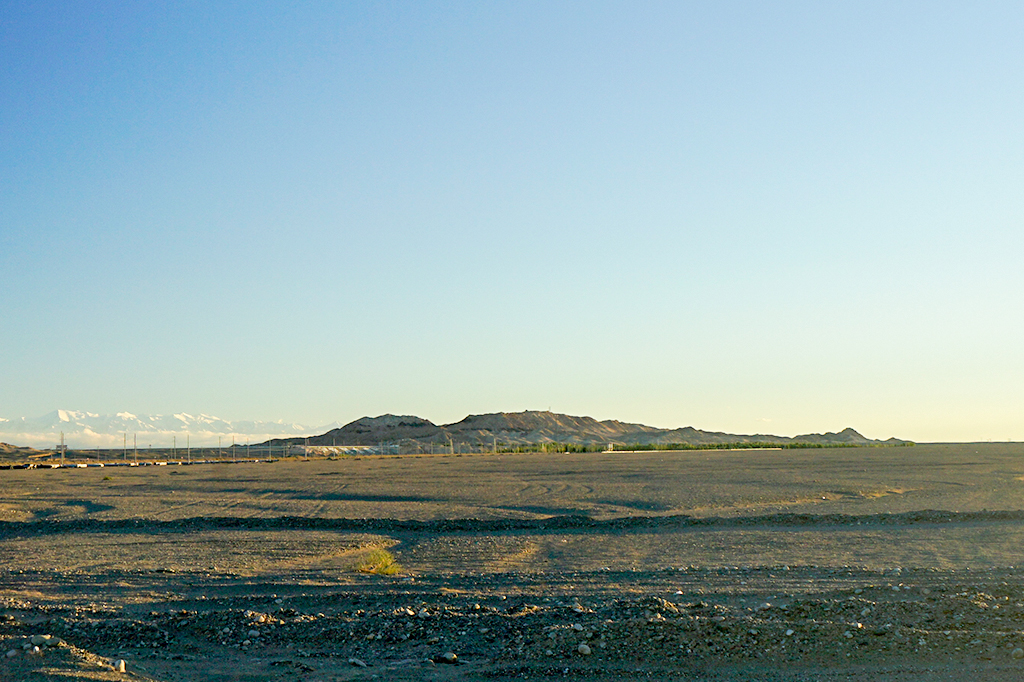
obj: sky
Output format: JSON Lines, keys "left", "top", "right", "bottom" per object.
{"left": 2, "top": 1, "right": 1023, "bottom": 443}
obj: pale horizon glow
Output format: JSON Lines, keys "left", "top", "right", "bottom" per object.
{"left": 3, "top": 3, "right": 1023, "bottom": 444}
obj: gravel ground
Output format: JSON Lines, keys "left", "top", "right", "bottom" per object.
{"left": 4, "top": 443, "right": 1024, "bottom": 680}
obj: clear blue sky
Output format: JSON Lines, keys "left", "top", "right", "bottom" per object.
{"left": 2, "top": 1, "right": 1022, "bottom": 442}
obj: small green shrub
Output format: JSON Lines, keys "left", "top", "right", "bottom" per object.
{"left": 351, "top": 548, "right": 401, "bottom": 575}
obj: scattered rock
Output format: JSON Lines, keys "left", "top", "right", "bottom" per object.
{"left": 577, "top": 644, "right": 592, "bottom": 655}
{"left": 348, "top": 657, "right": 368, "bottom": 667}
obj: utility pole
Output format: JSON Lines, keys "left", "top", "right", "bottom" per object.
{"left": 60, "top": 431, "right": 65, "bottom": 466}
{"left": 133, "top": 434, "right": 137, "bottom": 464}
{"left": 172, "top": 436, "right": 176, "bottom": 460}
{"left": 218, "top": 436, "right": 222, "bottom": 460}
{"left": 123, "top": 433, "right": 127, "bottom": 462}
{"left": 187, "top": 434, "right": 190, "bottom": 464}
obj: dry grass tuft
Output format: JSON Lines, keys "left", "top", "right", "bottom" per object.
{"left": 350, "top": 548, "right": 401, "bottom": 575}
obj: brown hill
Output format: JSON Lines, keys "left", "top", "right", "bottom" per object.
{"left": 265, "top": 411, "right": 905, "bottom": 449}
{"left": 266, "top": 415, "right": 441, "bottom": 446}
{"left": 0, "top": 442, "right": 45, "bottom": 461}
{"left": 445, "top": 411, "right": 660, "bottom": 445}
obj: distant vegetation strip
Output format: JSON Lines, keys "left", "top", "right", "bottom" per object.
{"left": 494, "top": 441, "right": 915, "bottom": 453}
{"left": 612, "top": 441, "right": 917, "bottom": 451}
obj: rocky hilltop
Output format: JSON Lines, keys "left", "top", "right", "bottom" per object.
{"left": 266, "top": 411, "right": 906, "bottom": 449}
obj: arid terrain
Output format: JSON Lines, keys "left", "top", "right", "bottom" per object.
{"left": 4, "top": 443, "right": 1024, "bottom": 680}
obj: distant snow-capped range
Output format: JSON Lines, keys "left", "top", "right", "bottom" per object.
{"left": 0, "top": 410, "right": 335, "bottom": 448}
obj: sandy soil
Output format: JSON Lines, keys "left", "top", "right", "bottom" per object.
{"left": 4, "top": 443, "right": 1024, "bottom": 680}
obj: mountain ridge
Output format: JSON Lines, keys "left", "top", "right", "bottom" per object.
{"left": 0, "top": 410, "right": 340, "bottom": 448}
{"left": 0, "top": 409, "right": 910, "bottom": 450}
{"left": 266, "top": 410, "right": 908, "bottom": 448}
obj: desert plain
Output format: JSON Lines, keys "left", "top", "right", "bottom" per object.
{"left": 4, "top": 443, "right": 1024, "bottom": 680}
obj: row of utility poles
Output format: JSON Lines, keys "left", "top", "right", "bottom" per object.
{"left": 54, "top": 434, "right": 537, "bottom": 461}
